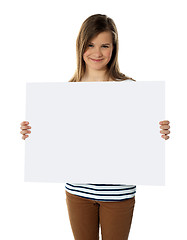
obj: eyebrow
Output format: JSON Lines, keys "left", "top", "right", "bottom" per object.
{"left": 89, "top": 42, "right": 111, "bottom": 45}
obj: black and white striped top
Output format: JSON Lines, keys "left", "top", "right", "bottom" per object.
{"left": 65, "top": 80, "right": 136, "bottom": 202}
{"left": 65, "top": 183, "right": 136, "bottom": 202}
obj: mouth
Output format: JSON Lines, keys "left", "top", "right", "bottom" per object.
{"left": 90, "top": 58, "right": 103, "bottom": 62}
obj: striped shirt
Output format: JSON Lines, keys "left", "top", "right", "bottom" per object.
{"left": 65, "top": 183, "right": 136, "bottom": 202}
{"left": 65, "top": 79, "right": 136, "bottom": 202}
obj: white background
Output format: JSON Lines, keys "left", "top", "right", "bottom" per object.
{"left": 0, "top": 0, "right": 186, "bottom": 239}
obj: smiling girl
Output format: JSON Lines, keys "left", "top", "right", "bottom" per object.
{"left": 20, "top": 14, "right": 170, "bottom": 240}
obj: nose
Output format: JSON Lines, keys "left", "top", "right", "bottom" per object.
{"left": 93, "top": 47, "right": 103, "bottom": 57}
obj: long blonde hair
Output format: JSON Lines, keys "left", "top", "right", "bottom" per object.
{"left": 69, "top": 14, "right": 136, "bottom": 82}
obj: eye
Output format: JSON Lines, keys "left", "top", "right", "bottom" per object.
{"left": 102, "top": 45, "right": 109, "bottom": 48}
{"left": 88, "top": 44, "right": 94, "bottom": 47}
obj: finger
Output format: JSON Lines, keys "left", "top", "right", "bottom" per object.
{"left": 160, "top": 130, "right": 170, "bottom": 134}
{"left": 162, "top": 135, "right": 170, "bottom": 140}
{"left": 20, "top": 121, "right": 29, "bottom": 126}
{"left": 23, "top": 135, "right": 29, "bottom": 140}
{"left": 22, "top": 135, "right": 29, "bottom": 140}
{"left": 20, "top": 125, "right": 31, "bottom": 130}
{"left": 160, "top": 125, "right": 170, "bottom": 130}
{"left": 20, "top": 130, "right": 31, "bottom": 135}
{"left": 159, "top": 120, "right": 170, "bottom": 125}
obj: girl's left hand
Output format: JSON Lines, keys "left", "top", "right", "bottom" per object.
{"left": 159, "top": 120, "right": 170, "bottom": 140}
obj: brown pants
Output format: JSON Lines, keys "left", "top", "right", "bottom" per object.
{"left": 66, "top": 190, "right": 135, "bottom": 240}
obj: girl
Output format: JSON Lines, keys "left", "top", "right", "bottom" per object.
{"left": 20, "top": 14, "right": 170, "bottom": 240}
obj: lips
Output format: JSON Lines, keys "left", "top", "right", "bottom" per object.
{"left": 90, "top": 58, "right": 103, "bottom": 62}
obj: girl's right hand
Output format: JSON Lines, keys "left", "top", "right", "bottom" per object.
{"left": 20, "top": 121, "right": 31, "bottom": 140}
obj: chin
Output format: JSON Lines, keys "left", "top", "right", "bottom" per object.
{"left": 90, "top": 62, "right": 108, "bottom": 69}
{"left": 92, "top": 66, "right": 106, "bottom": 71}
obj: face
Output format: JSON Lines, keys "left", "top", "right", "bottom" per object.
{"left": 83, "top": 31, "right": 113, "bottom": 72}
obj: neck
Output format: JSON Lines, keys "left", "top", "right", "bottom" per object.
{"left": 81, "top": 68, "right": 111, "bottom": 82}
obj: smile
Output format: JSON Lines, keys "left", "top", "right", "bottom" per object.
{"left": 90, "top": 58, "right": 103, "bottom": 62}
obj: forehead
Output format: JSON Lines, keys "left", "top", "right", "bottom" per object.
{"left": 90, "top": 31, "right": 113, "bottom": 43}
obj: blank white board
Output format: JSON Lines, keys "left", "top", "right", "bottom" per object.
{"left": 25, "top": 81, "right": 165, "bottom": 185}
